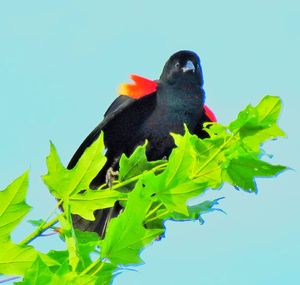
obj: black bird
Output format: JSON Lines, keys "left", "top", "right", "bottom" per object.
{"left": 68, "top": 50, "right": 216, "bottom": 237}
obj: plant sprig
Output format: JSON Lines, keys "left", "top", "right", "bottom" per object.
{"left": 0, "top": 95, "right": 286, "bottom": 285}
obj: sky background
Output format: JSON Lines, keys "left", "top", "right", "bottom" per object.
{"left": 0, "top": 1, "right": 299, "bottom": 284}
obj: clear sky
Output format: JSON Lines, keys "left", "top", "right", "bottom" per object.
{"left": 0, "top": 1, "right": 299, "bottom": 284}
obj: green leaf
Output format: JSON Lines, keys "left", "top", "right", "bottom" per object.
{"left": 47, "top": 250, "right": 69, "bottom": 267}
{"left": 42, "top": 133, "right": 107, "bottom": 200}
{"left": 70, "top": 189, "right": 127, "bottom": 221}
{"left": 0, "top": 172, "right": 57, "bottom": 276}
{"left": 0, "top": 241, "right": 56, "bottom": 275}
{"left": 146, "top": 129, "right": 220, "bottom": 215}
{"left": 241, "top": 124, "right": 286, "bottom": 151}
{"left": 149, "top": 174, "right": 208, "bottom": 216}
{"left": 191, "top": 136, "right": 226, "bottom": 188}
{"left": 101, "top": 179, "right": 163, "bottom": 265}
{"left": 28, "top": 219, "right": 45, "bottom": 227}
{"left": 224, "top": 154, "right": 286, "bottom": 192}
{"left": 229, "top": 96, "right": 284, "bottom": 132}
{"left": 119, "top": 142, "right": 165, "bottom": 181}
{"left": 229, "top": 104, "right": 258, "bottom": 131}
{"left": 0, "top": 171, "right": 31, "bottom": 241}
{"left": 17, "top": 256, "right": 101, "bottom": 285}
{"left": 94, "top": 263, "right": 117, "bottom": 285}
{"left": 150, "top": 130, "right": 204, "bottom": 215}
{"left": 49, "top": 230, "right": 101, "bottom": 271}
{"left": 57, "top": 212, "right": 80, "bottom": 271}
{"left": 255, "top": 95, "right": 282, "bottom": 126}
{"left": 165, "top": 128, "right": 197, "bottom": 186}
{"left": 3, "top": 95, "right": 287, "bottom": 282}
{"left": 15, "top": 256, "right": 52, "bottom": 285}
{"left": 233, "top": 96, "right": 285, "bottom": 152}
{"left": 203, "top": 123, "right": 229, "bottom": 138}
{"left": 170, "top": 198, "right": 225, "bottom": 222}
{"left": 74, "top": 230, "right": 101, "bottom": 268}
{"left": 100, "top": 96, "right": 286, "bottom": 269}
{"left": 42, "top": 133, "right": 108, "bottom": 272}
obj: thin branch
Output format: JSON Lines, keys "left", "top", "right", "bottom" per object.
{"left": 0, "top": 276, "right": 21, "bottom": 284}
{"left": 19, "top": 216, "right": 59, "bottom": 246}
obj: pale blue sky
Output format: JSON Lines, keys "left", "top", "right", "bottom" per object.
{"left": 0, "top": 1, "right": 299, "bottom": 284}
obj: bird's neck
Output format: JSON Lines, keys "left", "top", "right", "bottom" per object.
{"left": 157, "top": 82, "right": 205, "bottom": 110}
{"left": 155, "top": 82, "right": 205, "bottom": 134}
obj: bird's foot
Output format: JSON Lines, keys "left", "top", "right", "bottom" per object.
{"left": 106, "top": 167, "right": 119, "bottom": 188}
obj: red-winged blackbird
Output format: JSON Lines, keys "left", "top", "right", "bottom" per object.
{"left": 68, "top": 50, "right": 217, "bottom": 237}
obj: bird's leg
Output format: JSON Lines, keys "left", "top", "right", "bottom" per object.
{"left": 105, "top": 167, "right": 119, "bottom": 188}
{"left": 105, "top": 156, "right": 120, "bottom": 188}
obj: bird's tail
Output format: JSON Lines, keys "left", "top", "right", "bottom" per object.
{"left": 72, "top": 202, "right": 122, "bottom": 238}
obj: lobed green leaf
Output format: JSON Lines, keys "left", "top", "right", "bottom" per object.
{"left": 0, "top": 95, "right": 287, "bottom": 283}
{"left": 0, "top": 171, "right": 31, "bottom": 241}
{"left": 224, "top": 154, "right": 286, "bottom": 192}
{"left": 119, "top": 142, "right": 165, "bottom": 181}
{"left": 42, "top": 133, "right": 106, "bottom": 200}
{"left": 0, "top": 241, "right": 56, "bottom": 275}
{"left": 101, "top": 178, "right": 163, "bottom": 265}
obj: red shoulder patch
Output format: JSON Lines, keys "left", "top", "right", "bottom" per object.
{"left": 118, "top": 75, "right": 217, "bottom": 123}
{"left": 118, "top": 75, "right": 157, "bottom": 99}
{"left": 204, "top": 105, "right": 217, "bottom": 122}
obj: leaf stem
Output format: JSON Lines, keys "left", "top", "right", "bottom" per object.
{"left": 145, "top": 202, "right": 164, "bottom": 219}
{"left": 195, "top": 131, "right": 238, "bottom": 177}
{"left": 62, "top": 202, "right": 80, "bottom": 271}
{"left": 112, "top": 162, "right": 167, "bottom": 191}
{"left": 91, "top": 261, "right": 105, "bottom": 276}
{"left": 19, "top": 216, "right": 59, "bottom": 246}
{"left": 80, "top": 258, "right": 103, "bottom": 276}
{"left": 145, "top": 209, "right": 169, "bottom": 223}
{"left": 0, "top": 276, "right": 21, "bottom": 284}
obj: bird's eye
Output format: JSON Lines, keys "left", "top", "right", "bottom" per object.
{"left": 175, "top": 62, "right": 180, "bottom": 69}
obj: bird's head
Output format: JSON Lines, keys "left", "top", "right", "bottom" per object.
{"left": 159, "top": 50, "right": 204, "bottom": 87}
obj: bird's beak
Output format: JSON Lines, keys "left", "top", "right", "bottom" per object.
{"left": 182, "top": 60, "right": 195, "bottom": 73}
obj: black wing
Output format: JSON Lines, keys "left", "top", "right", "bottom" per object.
{"left": 67, "top": 95, "right": 135, "bottom": 169}
{"left": 68, "top": 93, "right": 156, "bottom": 237}
{"left": 194, "top": 106, "right": 216, "bottom": 138}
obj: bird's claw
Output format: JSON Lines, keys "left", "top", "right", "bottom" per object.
{"left": 106, "top": 167, "right": 119, "bottom": 188}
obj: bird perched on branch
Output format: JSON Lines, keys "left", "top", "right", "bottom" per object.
{"left": 68, "top": 50, "right": 217, "bottom": 237}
